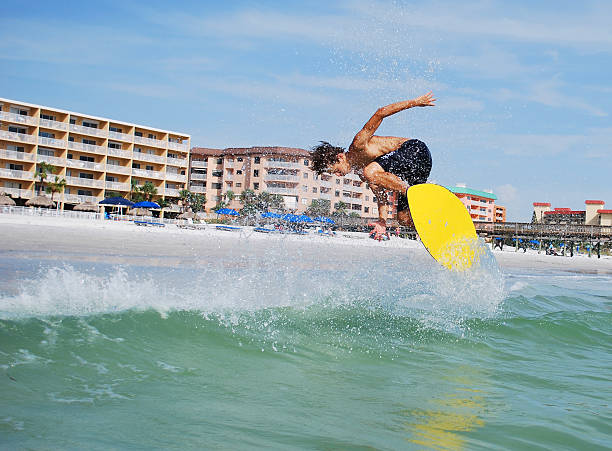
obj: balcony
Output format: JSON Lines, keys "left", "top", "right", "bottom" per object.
{"left": 165, "top": 172, "right": 186, "bottom": 183}
{"left": 107, "top": 147, "right": 132, "bottom": 159}
{"left": 0, "top": 168, "right": 34, "bottom": 180}
{"left": 69, "top": 124, "right": 107, "bottom": 138}
{"left": 66, "top": 159, "right": 104, "bottom": 171}
{"left": 38, "top": 136, "right": 67, "bottom": 148}
{"left": 37, "top": 155, "right": 67, "bottom": 166}
{"left": 39, "top": 118, "right": 68, "bottom": 131}
{"left": 264, "top": 174, "right": 299, "bottom": 182}
{"left": 105, "top": 164, "right": 131, "bottom": 175}
{"left": 191, "top": 160, "right": 207, "bottom": 169}
{"left": 132, "top": 168, "right": 163, "bottom": 179}
{"left": 319, "top": 180, "right": 332, "bottom": 188}
{"left": 265, "top": 186, "right": 298, "bottom": 195}
{"left": 133, "top": 152, "right": 165, "bottom": 164}
{"left": 105, "top": 181, "right": 130, "bottom": 191}
{"left": 168, "top": 141, "right": 189, "bottom": 152}
{"left": 65, "top": 176, "right": 104, "bottom": 188}
{"left": 319, "top": 192, "right": 331, "bottom": 200}
{"left": 190, "top": 173, "right": 207, "bottom": 181}
{"left": 64, "top": 194, "right": 100, "bottom": 204}
{"left": 0, "top": 187, "right": 33, "bottom": 199}
{"left": 189, "top": 185, "right": 206, "bottom": 193}
{"left": 68, "top": 141, "right": 107, "bottom": 155}
{"left": 167, "top": 156, "right": 188, "bottom": 167}
{"left": 134, "top": 136, "right": 166, "bottom": 148}
{"left": 0, "top": 149, "right": 35, "bottom": 162}
{"left": 264, "top": 160, "right": 302, "bottom": 169}
{"left": 0, "top": 130, "right": 37, "bottom": 144}
{"left": 164, "top": 188, "right": 181, "bottom": 197}
{"left": 109, "top": 130, "right": 133, "bottom": 142}
{"left": 0, "top": 111, "right": 38, "bottom": 126}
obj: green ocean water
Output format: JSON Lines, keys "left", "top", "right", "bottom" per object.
{"left": 0, "top": 253, "right": 611, "bottom": 450}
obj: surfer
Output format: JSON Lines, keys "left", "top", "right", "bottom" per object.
{"left": 310, "top": 92, "right": 435, "bottom": 238}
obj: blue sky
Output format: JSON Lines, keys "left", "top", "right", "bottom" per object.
{"left": 2, "top": 0, "right": 611, "bottom": 220}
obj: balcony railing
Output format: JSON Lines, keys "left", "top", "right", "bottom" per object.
{"left": 39, "top": 118, "right": 68, "bottom": 131}
{"left": 0, "top": 168, "right": 34, "bottom": 180}
{"left": 189, "top": 185, "right": 206, "bottom": 193}
{"left": 190, "top": 173, "right": 207, "bottom": 181}
{"left": 68, "top": 141, "right": 107, "bottom": 155}
{"left": 107, "top": 147, "right": 132, "bottom": 159}
{"left": 165, "top": 172, "right": 186, "bottom": 182}
{"left": 37, "top": 155, "right": 67, "bottom": 166}
{"left": 319, "top": 180, "right": 332, "bottom": 188}
{"left": 132, "top": 168, "right": 163, "bottom": 179}
{"left": 264, "top": 160, "right": 302, "bottom": 169}
{"left": 133, "top": 152, "right": 165, "bottom": 164}
{"left": 0, "top": 111, "right": 38, "bottom": 126}
{"left": 319, "top": 193, "right": 331, "bottom": 200}
{"left": 0, "top": 149, "right": 35, "bottom": 161}
{"left": 0, "top": 130, "right": 37, "bottom": 144}
{"left": 105, "top": 164, "right": 131, "bottom": 175}
{"left": 134, "top": 136, "right": 166, "bottom": 148}
{"left": 69, "top": 124, "right": 107, "bottom": 138}
{"left": 167, "top": 156, "right": 188, "bottom": 167}
{"left": 191, "top": 160, "right": 207, "bottom": 168}
{"left": 168, "top": 141, "right": 189, "bottom": 152}
{"left": 164, "top": 188, "right": 181, "bottom": 197}
{"left": 0, "top": 187, "right": 33, "bottom": 199}
{"left": 108, "top": 131, "right": 133, "bottom": 142}
{"left": 265, "top": 186, "right": 298, "bottom": 195}
{"left": 64, "top": 194, "right": 100, "bottom": 204}
{"left": 38, "top": 136, "right": 67, "bottom": 148}
{"left": 264, "top": 174, "right": 299, "bottom": 182}
{"left": 105, "top": 181, "right": 130, "bottom": 191}
{"left": 66, "top": 159, "right": 104, "bottom": 171}
{"left": 65, "top": 176, "right": 104, "bottom": 188}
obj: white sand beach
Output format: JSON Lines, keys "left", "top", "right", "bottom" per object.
{"left": 1, "top": 213, "right": 611, "bottom": 274}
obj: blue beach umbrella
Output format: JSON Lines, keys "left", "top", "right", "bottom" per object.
{"left": 314, "top": 216, "right": 335, "bottom": 224}
{"left": 296, "top": 214, "right": 314, "bottom": 223}
{"left": 261, "top": 212, "right": 282, "bottom": 219}
{"left": 281, "top": 213, "right": 299, "bottom": 223}
{"left": 99, "top": 196, "right": 134, "bottom": 207}
{"left": 133, "top": 201, "right": 160, "bottom": 209}
{"left": 216, "top": 208, "right": 239, "bottom": 216}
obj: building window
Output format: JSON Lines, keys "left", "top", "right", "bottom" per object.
{"left": 69, "top": 118, "right": 76, "bottom": 125}
{"left": 254, "top": 157, "right": 260, "bottom": 164}
{"left": 135, "top": 131, "right": 143, "bottom": 137}
{"left": 304, "top": 159, "right": 309, "bottom": 166}
{"left": 237, "top": 170, "right": 242, "bottom": 175}
{"left": 254, "top": 182, "right": 259, "bottom": 190}
{"left": 364, "top": 207, "right": 369, "bottom": 213}
{"left": 79, "top": 173, "right": 93, "bottom": 179}
{"left": 148, "top": 133, "right": 155, "bottom": 139}
{"left": 253, "top": 169, "right": 259, "bottom": 177}
{"left": 212, "top": 170, "right": 222, "bottom": 177}
{"left": 79, "top": 155, "right": 94, "bottom": 162}
{"left": 39, "top": 131, "right": 55, "bottom": 138}
{"left": 38, "top": 148, "right": 55, "bottom": 157}
{"left": 212, "top": 183, "right": 222, "bottom": 189}
{"left": 216, "top": 158, "right": 222, "bottom": 164}
{"left": 303, "top": 185, "right": 308, "bottom": 192}
{"left": 302, "top": 198, "right": 308, "bottom": 205}
{"left": 365, "top": 196, "right": 369, "bottom": 201}
{"left": 146, "top": 165, "right": 154, "bottom": 171}
{"left": 9, "top": 126, "right": 26, "bottom": 134}
{"left": 237, "top": 157, "right": 243, "bottom": 162}
{"left": 108, "top": 142, "right": 122, "bottom": 149}
{"left": 312, "top": 187, "right": 317, "bottom": 193}
{"left": 82, "top": 121, "right": 98, "bottom": 129}
{"left": 40, "top": 113, "right": 55, "bottom": 121}
{"left": 336, "top": 179, "right": 340, "bottom": 184}
{"left": 83, "top": 139, "right": 96, "bottom": 145}
{"left": 303, "top": 173, "right": 308, "bottom": 179}
{"left": 110, "top": 126, "right": 122, "bottom": 133}
{"left": 132, "top": 163, "right": 141, "bottom": 169}
{"left": 335, "top": 191, "right": 340, "bottom": 197}
{"left": 236, "top": 182, "right": 242, "bottom": 188}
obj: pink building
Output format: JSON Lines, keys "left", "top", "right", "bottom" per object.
{"left": 447, "top": 184, "right": 499, "bottom": 223}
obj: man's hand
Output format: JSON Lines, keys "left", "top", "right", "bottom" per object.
{"left": 414, "top": 91, "right": 436, "bottom": 107}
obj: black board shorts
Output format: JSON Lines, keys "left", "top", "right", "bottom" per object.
{"left": 373, "top": 139, "right": 432, "bottom": 212}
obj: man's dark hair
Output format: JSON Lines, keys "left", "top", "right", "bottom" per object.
{"left": 310, "top": 141, "right": 345, "bottom": 175}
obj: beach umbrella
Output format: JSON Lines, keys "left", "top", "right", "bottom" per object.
{"left": 99, "top": 196, "right": 134, "bottom": 207}
{"left": 133, "top": 201, "right": 160, "bottom": 209}
{"left": 261, "top": 212, "right": 282, "bottom": 219}
{"left": 216, "top": 208, "right": 239, "bottom": 216}
{"left": 314, "top": 216, "right": 335, "bottom": 224}
{"left": 296, "top": 214, "right": 314, "bottom": 223}
{"left": 26, "top": 195, "right": 55, "bottom": 208}
{"left": 0, "top": 194, "right": 16, "bottom": 206}
{"left": 74, "top": 202, "right": 99, "bottom": 212}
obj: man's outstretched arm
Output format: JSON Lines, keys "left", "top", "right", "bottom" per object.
{"left": 351, "top": 92, "right": 436, "bottom": 147}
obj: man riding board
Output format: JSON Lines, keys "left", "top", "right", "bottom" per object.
{"left": 310, "top": 92, "right": 436, "bottom": 237}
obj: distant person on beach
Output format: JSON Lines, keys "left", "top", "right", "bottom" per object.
{"left": 310, "top": 92, "right": 435, "bottom": 237}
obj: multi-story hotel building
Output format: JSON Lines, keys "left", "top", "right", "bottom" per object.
{"left": 189, "top": 146, "right": 380, "bottom": 216}
{"left": 0, "top": 98, "right": 190, "bottom": 207}
{"left": 447, "top": 184, "right": 504, "bottom": 223}
{"left": 533, "top": 200, "right": 612, "bottom": 226}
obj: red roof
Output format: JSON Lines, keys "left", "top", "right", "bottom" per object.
{"left": 533, "top": 202, "right": 551, "bottom": 206}
{"left": 544, "top": 210, "right": 585, "bottom": 215}
{"left": 597, "top": 209, "right": 612, "bottom": 214}
{"left": 554, "top": 207, "right": 571, "bottom": 211}
{"left": 585, "top": 200, "right": 604, "bottom": 205}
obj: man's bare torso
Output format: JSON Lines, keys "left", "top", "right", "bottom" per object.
{"left": 347, "top": 135, "right": 409, "bottom": 171}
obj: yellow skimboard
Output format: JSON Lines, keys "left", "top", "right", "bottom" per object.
{"left": 407, "top": 184, "right": 480, "bottom": 271}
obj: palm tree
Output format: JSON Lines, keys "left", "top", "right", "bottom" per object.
{"left": 224, "top": 190, "right": 235, "bottom": 207}
{"left": 35, "top": 162, "right": 56, "bottom": 196}
{"left": 333, "top": 201, "right": 348, "bottom": 216}
{"left": 178, "top": 188, "right": 191, "bottom": 213}
{"left": 140, "top": 181, "right": 158, "bottom": 202}
{"left": 155, "top": 197, "right": 170, "bottom": 219}
{"left": 46, "top": 176, "right": 67, "bottom": 208}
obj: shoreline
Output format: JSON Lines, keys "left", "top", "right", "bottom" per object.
{"left": 1, "top": 214, "right": 611, "bottom": 274}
